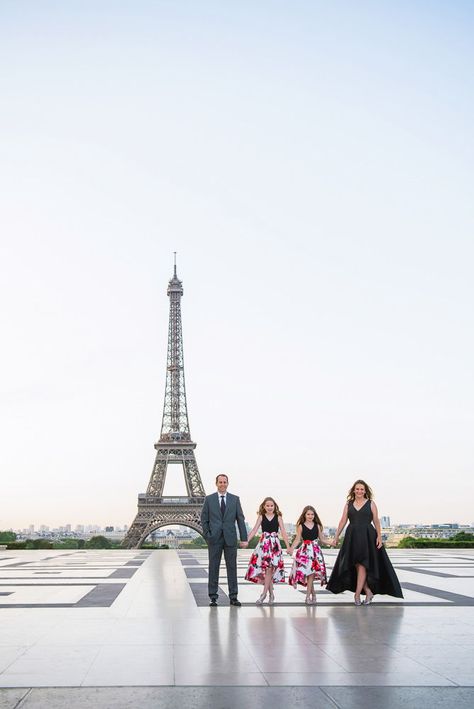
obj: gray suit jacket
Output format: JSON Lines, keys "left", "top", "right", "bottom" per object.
{"left": 201, "top": 492, "right": 248, "bottom": 547}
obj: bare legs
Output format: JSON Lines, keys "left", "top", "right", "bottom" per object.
{"left": 355, "top": 563, "right": 374, "bottom": 605}
{"left": 265, "top": 567, "right": 275, "bottom": 603}
{"left": 306, "top": 573, "right": 316, "bottom": 604}
{"left": 363, "top": 579, "right": 374, "bottom": 603}
{"left": 256, "top": 566, "right": 275, "bottom": 604}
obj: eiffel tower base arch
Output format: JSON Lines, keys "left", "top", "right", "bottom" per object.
{"left": 122, "top": 499, "right": 205, "bottom": 548}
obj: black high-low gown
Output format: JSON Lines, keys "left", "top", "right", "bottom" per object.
{"left": 326, "top": 499, "right": 403, "bottom": 598}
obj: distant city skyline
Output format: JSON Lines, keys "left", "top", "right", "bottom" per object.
{"left": 9, "top": 517, "right": 474, "bottom": 535}
{"left": 1, "top": 2, "right": 473, "bottom": 531}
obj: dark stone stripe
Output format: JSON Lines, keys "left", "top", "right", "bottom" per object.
{"left": 0, "top": 604, "right": 75, "bottom": 608}
{"left": 397, "top": 566, "right": 457, "bottom": 578}
{"left": 0, "top": 576, "right": 135, "bottom": 580}
{"left": 108, "top": 567, "right": 138, "bottom": 578}
{"left": 0, "top": 583, "right": 118, "bottom": 587}
{"left": 189, "top": 583, "right": 229, "bottom": 606}
{"left": 184, "top": 568, "right": 207, "bottom": 578}
{"left": 33, "top": 564, "right": 138, "bottom": 567}
{"left": 0, "top": 600, "right": 467, "bottom": 609}
{"left": 402, "top": 581, "right": 474, "bottom": 605}
{"left": 75, "top": 583, "right": 126, "bottom": 607}
{"left": 2, "top": 561, "right": 31, "bottom": 567}
{"left": 34, "top": 571, "right": 61, "bottom": 574}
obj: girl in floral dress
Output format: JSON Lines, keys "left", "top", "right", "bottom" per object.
{"left": 244, "top": 497, "right": 290, "bottom": 604}
{"left": 287, "top": 505, "right": 333, "bottom": 604}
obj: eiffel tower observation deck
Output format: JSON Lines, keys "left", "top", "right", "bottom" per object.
{"left": 122, "top": 258, "right": 206, "bottom": 548}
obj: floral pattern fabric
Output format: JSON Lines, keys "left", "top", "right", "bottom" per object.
{"left": 289, "top": 540, "right": 327, "bottom": 588}
{"left": 245, "top": 532, "right": 286, "bottom": 584}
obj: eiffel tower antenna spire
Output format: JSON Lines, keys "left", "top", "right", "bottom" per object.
{"left": 123, "top": 259, "right": 206, "bottom": 548}
{"left": 161, "top": 255, "right": 191, "bottom": 440}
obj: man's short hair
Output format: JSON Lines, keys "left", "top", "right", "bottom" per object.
{"left": 215, "top": 474, "right": 229, "bottom": 484}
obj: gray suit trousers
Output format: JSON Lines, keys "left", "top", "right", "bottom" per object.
{"left": 208, "top": 536, "right": 238, "bottom": 601}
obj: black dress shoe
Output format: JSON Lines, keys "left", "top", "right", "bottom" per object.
{"left": 229, "top": 598, "right": 241, "bottom": 606}
{"left": 209, "top": 599, "right": 217, "bottom": 606}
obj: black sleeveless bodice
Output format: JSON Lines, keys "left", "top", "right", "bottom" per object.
{"left": 262, "top": 515, "right": 279, "bottom": 533}
{"left": 301, "top": 523, "right": 318, "bottom": 541}
{"left": 348, "top": 498, "right": 373, "bottom": 526}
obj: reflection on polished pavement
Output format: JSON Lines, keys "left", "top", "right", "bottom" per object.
{"left": 0, "top": 549, "right": 473, "bottom": 707}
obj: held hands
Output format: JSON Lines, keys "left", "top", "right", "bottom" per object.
{"left": 240, "top": 541, "right": 249, "bottom": 548}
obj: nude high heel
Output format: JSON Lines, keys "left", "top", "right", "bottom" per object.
{"left": 256, "top": 591, "right": 267, "bottom": 605}
{"left": 268, "top": 590, "right": 275, "bottom": 605}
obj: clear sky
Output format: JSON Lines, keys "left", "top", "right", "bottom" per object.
{"left": 1, "top": 1, "right": 473, "bottom": 531}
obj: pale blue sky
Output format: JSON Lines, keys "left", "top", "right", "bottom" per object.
{"left": 1, "top": 1, "right": 473, "bottom": 530}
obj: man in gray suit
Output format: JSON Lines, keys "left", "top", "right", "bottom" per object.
{"left": 201, "top": 474, "right": 248, "bottom": 606}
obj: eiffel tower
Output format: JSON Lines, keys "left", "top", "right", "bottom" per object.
{"left": 122, "top": 258, "right": 206, "bottom": 548}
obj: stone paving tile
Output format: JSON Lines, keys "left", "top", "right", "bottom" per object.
{"left": 173, "top": 672, "right": 269, "bottom": 686}
{"left": 0, "top": 549, "right": 472, "bottom": 690}
{"left": 82, "top": 645, "right": 174, "bottom": 686}
{"left": 323, "top": 686, "right": 474, "bottom": 709}
{"left": 0, "top": 687, "right": 337, "bottom": 709}
{"left": 0, "top": 688, "right": 29, "bottom": 709}
{"left": 0, "top": 646, "right": 100, "bottom": 688}
{"left": 0, "top": 648, "right": 28, "bottom": 675}
{"left": 263, "top": 670, "right": 456, "bottom": 686}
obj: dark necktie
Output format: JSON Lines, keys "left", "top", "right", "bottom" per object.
{"left": 220, "top": 496, "right": 226, "bottom": 516}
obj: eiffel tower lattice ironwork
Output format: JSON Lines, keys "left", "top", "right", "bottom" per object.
{"left": 122, "top": 259, "right": 206, "bottom": 548}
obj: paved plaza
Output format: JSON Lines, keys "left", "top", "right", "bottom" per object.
{"left": 0, "top": 548, "right": 473, "bottom": 707}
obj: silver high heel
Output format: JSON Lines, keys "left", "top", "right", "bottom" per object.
{"left": 354, "top": 595, "right": 362, "bottom": 606}
{"left": 364, "top": 594, "right": 374, "bottom": 605}
{"left": 256, "top": 591, "right": 267, "bottom": 605}
{"left": 268, "top": 591, "right": 275, "bottom": 605}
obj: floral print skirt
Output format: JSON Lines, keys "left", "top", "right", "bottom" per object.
{"left": 244, "top": 532, "right": 286, "bottom": 584}
{"left": 289, "top": 540, "right": 327, "bottom": 588}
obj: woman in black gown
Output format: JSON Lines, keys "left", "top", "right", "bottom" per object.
{"left": 327, "top": 480, "right": 403, "bottom": 605}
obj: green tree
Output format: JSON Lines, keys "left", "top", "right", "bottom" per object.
{"left": 0, "top": 531, "right": 16, "bottom": 543}
{"left": 452, "top": 532, "right": 474, "bottom": 542}
{"left": 53, "top": 539, "right": 79, "bottom": 549}
{"left": 85, "top": 535, "right": 112, "bottom": 549}
{"left": 25, "top": 539, "right": 53, "bottom": 549}
{"left": 398, "top": 536, "right": 417, "bottom": 548}
{"left": 187, "top": 535, "right": 207, "bottom": 547}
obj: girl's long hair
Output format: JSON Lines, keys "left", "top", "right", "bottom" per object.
{"left": 257, "top": 497, "right": 282, "bottom": 517}
{"left": 347, "top": 479, "right": 373, "bottom": 502}
{"left": 296, "top": 505, "right": 322, "bottom": 529}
